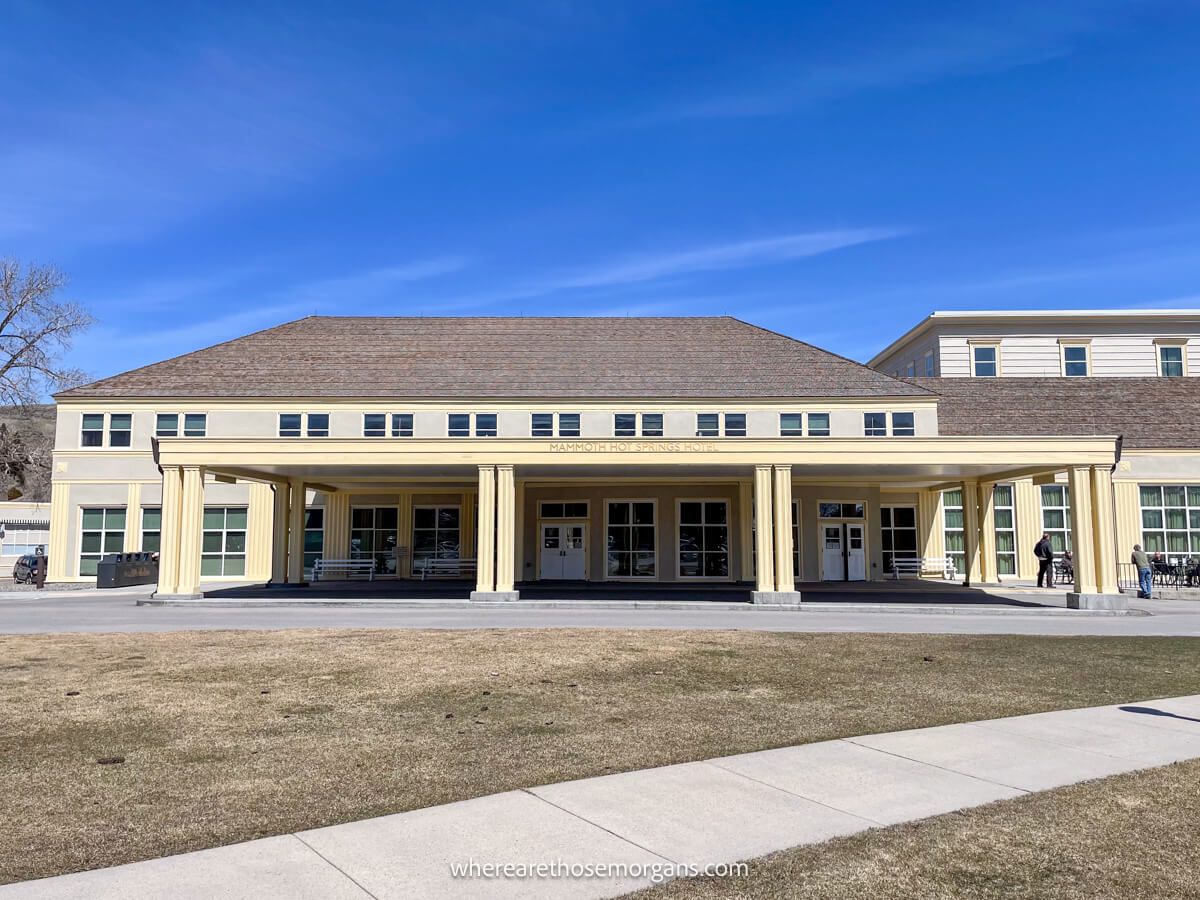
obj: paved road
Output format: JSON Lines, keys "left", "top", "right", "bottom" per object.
{"left": 5, "top": 695, "right": 1199, "bottom": 898}
{"left": 4, "top": 590, "right": 1200, "bottom": 636}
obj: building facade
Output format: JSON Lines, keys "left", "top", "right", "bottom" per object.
{"left": 49, "top": 314, "right": 1192, "bottom": 606}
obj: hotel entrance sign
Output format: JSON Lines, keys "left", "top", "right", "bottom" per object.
{"left": 549, "top": 440, "right": 718, "bottom": 453}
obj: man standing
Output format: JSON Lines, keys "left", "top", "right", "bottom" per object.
{"left": 1131, "top": 543, "right": 1153, "bottom": 599}
{"left": 1034, "top": 532, "right": 1055, "bottom": 587}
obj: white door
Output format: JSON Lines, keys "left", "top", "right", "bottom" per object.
{"left": 847, "top": 524, "right": 866, "bottom": 581}
{"left": 539, "top": 525, "right": 563, "bottom": 580}
{"left": 539, "top": 524, "right": 587, "bottom": 580}
{"left": 821, "top": 526, "right": 845, "bottom": 581}
{"left": 562, "top": 525, "right": 586, "bottom": 579}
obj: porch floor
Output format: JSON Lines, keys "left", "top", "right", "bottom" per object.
{"left": 203, "top": 578, "right": 1054, "bottom": 608}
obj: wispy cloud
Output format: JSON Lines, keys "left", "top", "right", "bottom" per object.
{"left": 645, "top": 2, "right": 1134, "bottom": 121}
{"left": 532, "top": 228, "right": 906, "bottom": 290}
{"left": 279, "top": 257, "right": 473, "bottom": 306}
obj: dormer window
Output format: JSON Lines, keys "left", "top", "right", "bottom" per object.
{"left": 1060, "top": 342, "right": 1090, "bottom": 377}
{"left": 1157, "top": 341, "right": 1186, "bottom": 377}
{"left": 970, "top": 343, "right": 999, "bottom": 377}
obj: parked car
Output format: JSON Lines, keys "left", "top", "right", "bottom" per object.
{"left": 12, "top": 554, "right": 44, "bottom": 584}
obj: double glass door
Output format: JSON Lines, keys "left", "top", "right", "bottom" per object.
{"left": 540, "top": 524, "right": 586, "bottom": 580}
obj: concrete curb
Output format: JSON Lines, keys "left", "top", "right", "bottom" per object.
{"left": 135, "top": 597, "right": 1143, "bottom": 615}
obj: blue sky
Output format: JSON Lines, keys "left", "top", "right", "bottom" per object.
{"left": 4, "top": 0, "right": 1200, "bottom": 382}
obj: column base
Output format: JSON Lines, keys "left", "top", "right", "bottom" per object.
{"left": 752, "top": 590, "right": 803, "bottom": 606}
{"left": 151, "top": 592, "right": 204, "bottom": 601}
{"left": 470, "top": 590, "right": 521, "bottom": 602}
{"left": 1067, "top": 592, "right": 1128, "bottom": 611}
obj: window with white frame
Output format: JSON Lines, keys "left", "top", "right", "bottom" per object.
{"left": 781, "top": 412, "right": 832, "bottom": 437}
{"left": 863, "top": 412, "right": 887, "bottom": 436}
{"left": 303, "top": 507, "right": 324, "bottom": 574}
{"left": 201, "top": 507, "right": 247, "bottom": 576}
{"left": 532, "top": 413, "right": 580, "bottom": 437}
{"left": 351, "top": 506, "right": 401, "bottom": 573}
{"left": 449, "top": 413, "right": 497, "bottom": 437}
{"left": 924, "top": 351, "right": 936, "bottom": 376}
{"left": 1157, "top": 342, "right": 1186, "bottom": 377}
{"left": 696, "top": 413, "right": 746, "bottom": 437}
{"left": 614, "top": 413, "right": 663, "bottom": 437}
{"left": 156, "top": 413, "right": 207, "bottom": 437}
{"left": 678, "top": 500, "right": 728, "bottom": 578}
{"left": 1040, "top": 485, "right": 1072, "bottom": 554}
{"left": 971, "top": 344, "right": 999, "bottom": 377}
{"left": 540, "top": 501, "right": 589, "bottom": 519}
{"left": 81, "top": 413, "right": 105, "bottom": 447}
{"left": 363, "top": 413, "right": 413, "bottom": 437}
{"left": 141, "top": 507, "right": 161, "bottom": 553}
{"left": 108, "top": 414, "right": 132, "bottom": 447}
{"left": 1061, "top": 344, "right": 1090, "bottom": 377}
{"left": 606, "top": 500, "right": 656, "bottom": 577}
{"left": 891, "top": 412, "right": 915, "bottom": 436}
{"left": 942, "top": 489, "right": 964, "bottom": 574}
{"left": 993, "top": 484, "right": 1016, "bottom": 575}
{"left": 1138, "top": 485, "right": 1200, "bottom": 556}
{"left": 79, "top": 507, "right": 126, "bottom": 576}
{"left": 278, "top": 413, "right": 328, "bottom": 437}
{"left": 880, "top": 505, "right": 918, "bottom": 573}
{"left": 411, "top": 507, "right": 460, "bottom": 568}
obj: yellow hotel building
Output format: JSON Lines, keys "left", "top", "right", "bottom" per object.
{"left": 47, "top": 314, "right": 1200, "bottom": 608}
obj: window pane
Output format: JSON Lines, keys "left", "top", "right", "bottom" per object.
{"left": 183, "top": 414, "right": 207, "bottom": 437}
{"left": 994, "top": 484, "right": 1013, "bottom": 506}
{"left": 893, "top": 507, "right": 916, "bottom": 528}
{"left": 892, "top": 412, "right": 915, "bottom": 436}
{"left": 780, "top": 413, "right": 803, "bottom": 436}
{"left": 224, "top": 555, "right": 246, "bottom": 576}
{"left": 696, "top": 413, "right": 719, "bottom": 437}
{"left": 614, "top": 414, "right": 636, "bottom": 437}
{"left": 706, "top": 502, "right": 727, "bottom": 525}
{"left": 608, "top": 502, "right": 629, "bottom": 525}
{"left": 105, "top": 508, "right": 126, "bottom": 529}
{"left": 156, "top": 413, "right": 179, "bottom": 437}
{"left": 724, "top": 413, "right": 746, "bottom": 437}
{"left": 532, "top": 413, "right": 554, "bottom": 437}
{"left": 80, "top": 533, "right": 101, "bottom": 553}
{"left": 392, "top": 413, "right": 413, "bottom": 437}
{"left": 225, "top": 532, "right": 246, "bottom": 553}
{"left": 819, "top": 503, "right": 841, "bottom": 518}
{"left": 642, "top": 413, "right": 663, "bottom": 437}
{"left": 864, "top": 413, "right": 886, "bottom": 435}
{"left": 307, "top": 413, "right": 329, "bottom": 436}
{"left": 226, "top": 508, "right": 248, "bottom": 530}
{"left": 1139, "top": 485, "right": 1163, "bottom": 506}
{"left": 448, "top": 414, "right": 470, "bottom": 436}
{"left": 633, "top": 503, "right": 655, "bottom": 524}
{"left": 304, "top": 508, "right": 324, "bottom": 529}
{"left": 203, "top": 508, "right": 226, "bottom": 529}
{"left": 201, "top": 556, "right": 223, "bottom": 576}
{"left": 142, "top": 508, "right": 162, "bottom": 530}
{"left": 679, "top": 502, "right": 702, "bottom": 524}
{"left": 279, "top": 414, "right": 301, "bottom": 436}
{"left": 807, "top": 413, "right": 830, "bottom": 436}
{"left": 82, "top": 413, "right": 105, "bottom": 430}
{"left": 364, "top": 413, "right": 386, "bottom": 436}
{"left": 475, "top": 414, "right": 497, "bottom": 436}
{"left": 564, "top": 503, "right": 588, "bottom": 518}
{"left": 353, "top": 508, "right": 375, "bottom": 528}
{"left": 558, "top": 413, "right": 580, "bottom": 437}
{"left": 81, "top": 508, "right": 105, "bottom": 529}
{"left": 202, "top": 532, "right": 223, "bottom": 553}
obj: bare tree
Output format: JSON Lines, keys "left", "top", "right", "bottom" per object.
{"left": 0, "top": 261, "right": 92, "bottom": 406}
{"left": 0, "top": 261, "right": 91, "bottom": 500}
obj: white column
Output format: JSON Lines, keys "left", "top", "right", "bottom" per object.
{"left": 156, "top": 466, "right": 183, "bottom": 594}
{"left": 175, "top": 466, "right": 205, "bottom": 597}
{"left": 752, "top": 465, "right": 775, "bottom": 593}
{"left": 772, "top": 466, "right": 795, "bottom": 592}
{"left": 495, "top": 465, "right": 516, "bottom": 593}
{"left": 978, "top": 482, "right": 997, "bottom": 584}
{"left": 960, "top": 480, "right": 980, "bottom": 587}
{"left": 474, "top": 466, "right": 496, "bottom": 594}
{"left": 1092, "top": 466, "right": 1119, "bottom": 596}
{"left": 1068, "top": 465, "right": 1099, "bottom": 595}
{"left": 287, "top": 480, "right": 307, "bottom": 584}
{"left": 270, "top": 483, "right": 289, "bottom": 583}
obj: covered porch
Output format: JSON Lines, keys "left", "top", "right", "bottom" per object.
{"left": 150, "top": 435, "right": 1123, "bottom": 607}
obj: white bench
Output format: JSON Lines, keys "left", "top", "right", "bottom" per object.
{"left": 312, "top": 558, "right": 376, "bottom": 581}
{"left": 892, "top": 557, "right": 957, "bottom": 580}
{"left": 414, "top": 557, "right": 477, "bottom": 580}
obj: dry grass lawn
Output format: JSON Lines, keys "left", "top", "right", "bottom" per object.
{"left": 2, "top": 628, "right": 1199, "bottom": 884}
{"left": 639, "top": 758, "right": 1200, "bottom": 899}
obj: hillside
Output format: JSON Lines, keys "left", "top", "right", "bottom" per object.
{"left": 0, "top": 404, "right": 55, "bottom": 502}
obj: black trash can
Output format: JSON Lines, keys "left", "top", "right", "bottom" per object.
{"left": 95, "top": 552, "right": 159, "bottom": 588}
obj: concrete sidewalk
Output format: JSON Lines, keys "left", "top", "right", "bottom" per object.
{"left": 4, "top": 696, "right": 1200, "bottom": 899}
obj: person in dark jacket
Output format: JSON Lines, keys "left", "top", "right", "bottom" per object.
{"left": 1034, "top": 533, "right": 1055, "bottom": 587}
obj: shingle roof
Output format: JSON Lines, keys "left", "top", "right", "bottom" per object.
{"left": 59, "top": 316, "right": 931, "bottom": 400}
{"left": 913, "top": 377, "right": 1200, "bottom": 449}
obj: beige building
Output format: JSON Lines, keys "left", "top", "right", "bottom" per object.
{"left": 47, "top": 314, "right": 1197, "bottom": 607}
